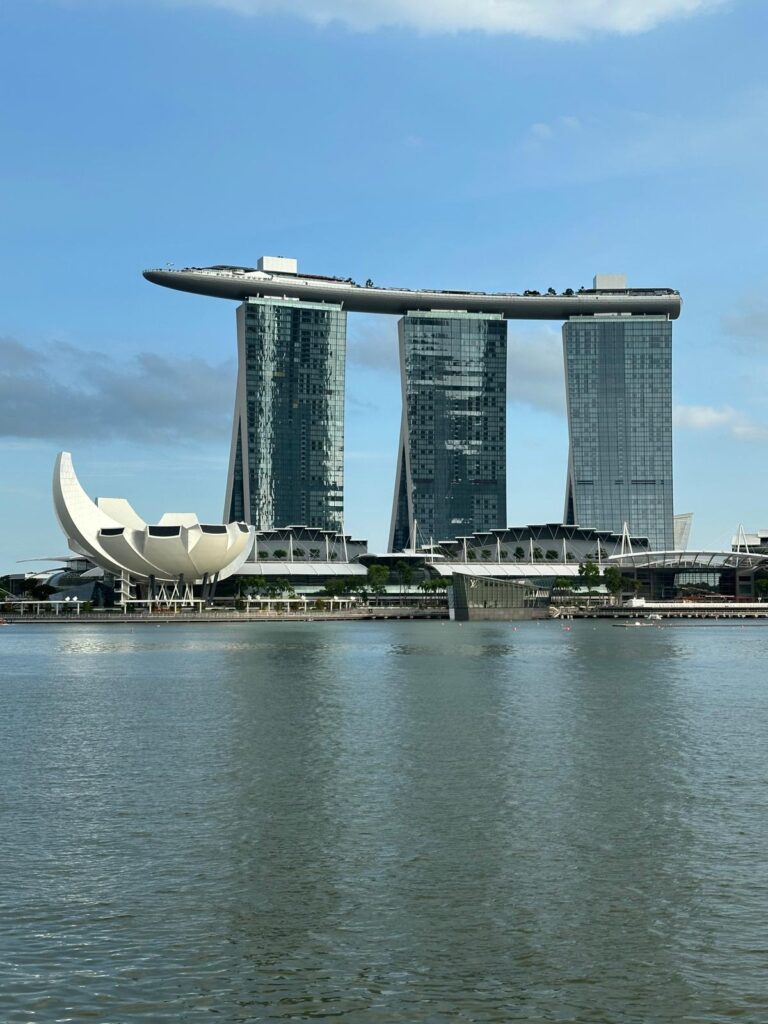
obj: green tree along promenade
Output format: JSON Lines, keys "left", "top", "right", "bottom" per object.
{"left": 578, "top": 559, "right": 601, "bottom": 597}
{"left": 395, "top": 561, "right": 413, "bottom": 594}
{"left": 367, "top": 564, "right": 390, "bottom": 595}
{"left": 603, "top": 565, "right": 625, "bottom": 601}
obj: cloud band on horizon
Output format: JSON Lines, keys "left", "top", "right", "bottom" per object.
{"left": 157, "top": 0, "right": 729, "bottom": 39}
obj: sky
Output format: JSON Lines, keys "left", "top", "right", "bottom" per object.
{"left": 1, "top": 0, "right": 767, "bottom": 573}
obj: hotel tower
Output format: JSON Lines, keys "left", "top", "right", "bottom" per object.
{"left": 389, "top": 311, "right": 507, "bottom": 550}
{"left": 563, "top": 277, "right": 674, "bottom": 550}
{"left": 144, "top": 259, "right": 680, "bottom": 550}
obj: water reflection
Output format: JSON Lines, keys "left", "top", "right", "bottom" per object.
{"left": 1, "top": 622, "right": 767, "bottom": 1021}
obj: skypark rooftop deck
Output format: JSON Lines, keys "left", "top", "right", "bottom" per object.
{"left": 144, "top": 264, "right": 682, "bottom": 320}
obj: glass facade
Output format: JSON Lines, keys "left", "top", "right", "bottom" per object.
{"left": 225, "top": 298, "right": 346, "bottom": 531}
{"left": 563, "top": 315, "right": 674, "bottom": 550}
{"left": 390, "top": 311, "right": 507, "bottom": 550}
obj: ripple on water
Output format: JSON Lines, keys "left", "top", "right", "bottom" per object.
{"left": 1, "top": 620, "right": 767, "bottom": 1022}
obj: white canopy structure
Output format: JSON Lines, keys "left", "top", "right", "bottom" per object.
{"left": 606, "top": 550, "right": 768, "bottom": 573}
{"left": 53, "top": 452, "right": 253, "bottom": 584}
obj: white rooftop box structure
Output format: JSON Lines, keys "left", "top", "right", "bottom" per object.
{"left": 593, "top": 273, "right": 627, "bottom": 290}
{"left": 257, "top": 255, "right": 298, "bottom": 274}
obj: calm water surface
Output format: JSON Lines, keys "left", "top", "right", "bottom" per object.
{"left": 1, "top": 620, "right": 767, "bottom": 1022}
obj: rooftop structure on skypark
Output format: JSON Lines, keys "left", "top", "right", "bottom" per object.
{"left": 144, "top": 256, "right": 682, "bottom": 320}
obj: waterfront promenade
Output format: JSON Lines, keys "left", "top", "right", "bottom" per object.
{"left": 1, "top": 606, "right": 448, "bottom": 624}
{"left": 4, "top": 600, "right": 768, "bottom": 624}
{"left": 562, "top": 600, "right": 768, "bottom": 620}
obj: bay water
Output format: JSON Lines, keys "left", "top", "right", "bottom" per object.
{"left": 1, "top": 620, "right": 766, "bottom": 1022}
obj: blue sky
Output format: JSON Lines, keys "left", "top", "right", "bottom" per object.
{"left": 1, "top": 0, "right": 766, "bottom": 572}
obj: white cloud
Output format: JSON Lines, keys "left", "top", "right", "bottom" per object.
{"left": 0, "top": 336, "right": 235, "bottom": 445}
{"left": 530, "top": 122, "right": 554, "bottom": 141}
{"left": 721, "top": 305, "right": 768, "bottom": 342}
{"left": 674, "top": 404, "right": 734, "bottom": 430}
{"left": 510, "top": 89, "right": 768, "bottom": 189}
{"left": 507, "top": 326, "right": 565, "bottom": 415}
{"left": 523, "top": 114, "right": 583, "bottom": 150}
{"left": 674, "top": 404, "right": 768, "bottom": 441}
{"left": 347, "top": 315, "right": 399, "bottom": 372}
{"left": 161, "top": 0, "right": 728, "bottom": 38}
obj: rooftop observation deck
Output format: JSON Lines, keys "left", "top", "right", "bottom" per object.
{"left": 143, "top": 265, "right": 682, "bottom": 320}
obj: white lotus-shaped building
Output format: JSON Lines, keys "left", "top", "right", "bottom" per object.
{"left": 53, "top": 452, "right": 253, "bottom": 584}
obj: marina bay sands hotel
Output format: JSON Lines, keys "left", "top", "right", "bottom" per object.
{"left": 144, "top": 258, "right": 681, "bottom": 551}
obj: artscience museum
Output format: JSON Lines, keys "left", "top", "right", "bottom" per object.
{"left": 52, "top": 452, "right": 253, "bottom": 605}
